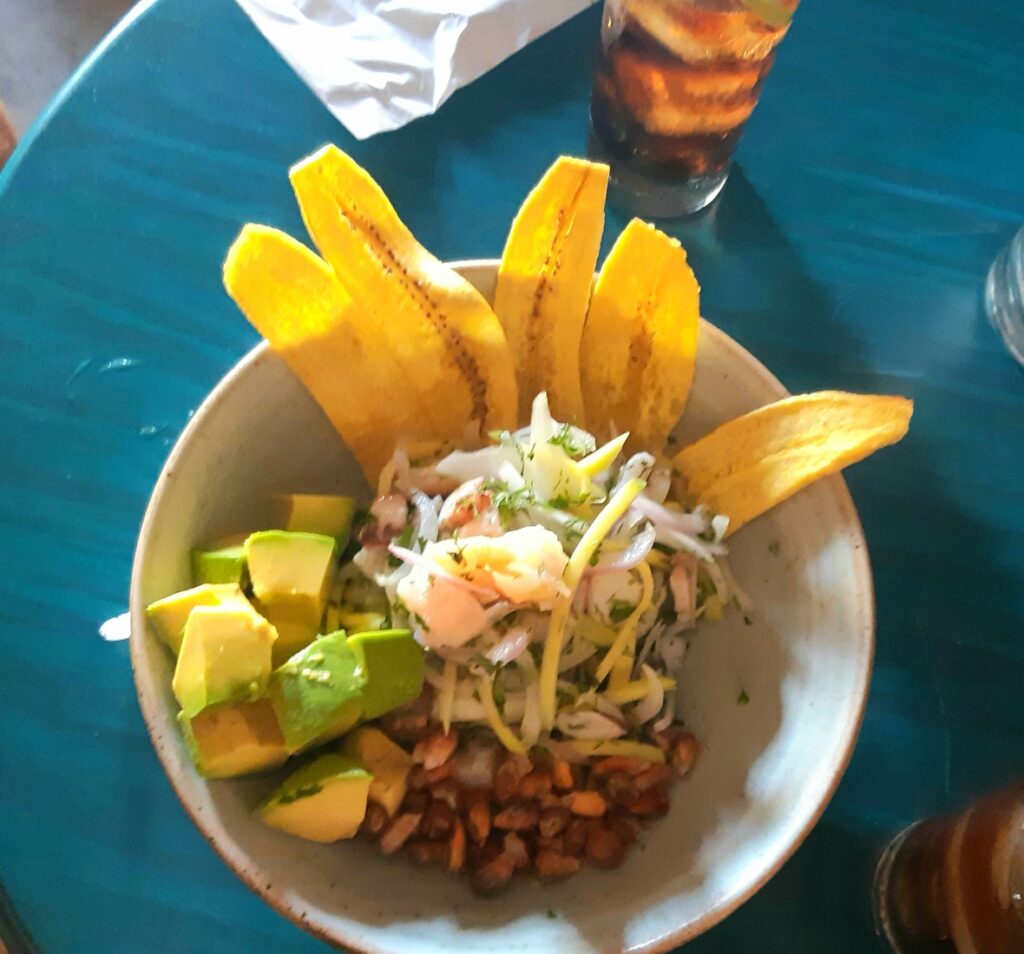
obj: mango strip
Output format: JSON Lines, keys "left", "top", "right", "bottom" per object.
{"left": 493, "top": 156, "right": 610, "bottom": 423}
{"left": 672, "top": 391, "right": 913, "bottom": 534}
{"left": 581, "top": 218, "right": 700, "bottom": 452}
{"left": 568, "top": 740, "right": 666, "bottom": 763}
{"left": 594, "top": 560, "right": 654, "bottom": 683}
{"left": 223, "top": 224, "right": 417, "bottom": 480}
{"left": 289, "top": 146, "right": 517, "bottom": 436}
{"left": 539, "top": 477, "right": 645, "bottom": 730}
{"left": 479, "top": 674, "right": 527, "bottom": 754}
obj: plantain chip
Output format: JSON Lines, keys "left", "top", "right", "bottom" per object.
{"left": 672, "top": 391, "right": 913, "bottom": 534}
{"left": 289, "top": 145, "right": 517, "bottom": 436}
{"left": 581, "top": 218, "right": 700, "bottom": 449}
{"left": 223, "top": 224, "right": 423, "bottom": 481}
{"left": 492, "top": 156, "right": 610, "bottom": 423}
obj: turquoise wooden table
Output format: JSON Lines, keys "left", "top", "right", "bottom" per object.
{"left": 1, "top": 0, "right": 1022, "bottom": 950}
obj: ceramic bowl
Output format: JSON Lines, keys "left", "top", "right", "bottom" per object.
{"left": 130, "top": 260, "right": 874, "bottom": 953}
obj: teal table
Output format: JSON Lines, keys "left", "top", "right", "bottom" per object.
{"left": 1, "top": 0, "right": 1022, "bottom": 950}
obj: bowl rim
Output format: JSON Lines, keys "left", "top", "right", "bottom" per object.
{"left": 129, "top": 258, "right": 875, "bottom": 954}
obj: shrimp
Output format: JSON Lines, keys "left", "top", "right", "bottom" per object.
{"left": 439, "top": 478, "right": 503, "bottom": 537}
{"left": 669, "top": 552, "right": 699, "bottom": 621}
{"left": 397, "top": 572, "right": 491, "bottom": 649}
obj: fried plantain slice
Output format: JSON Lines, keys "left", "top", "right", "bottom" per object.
{"left": 581, "top": 218, "right": 700, "bottom": 449}
{"left": 672, "top": 391, "right": 913, "bottom": 534}
{"left": 289, "top": 145, "right": 517, "bottom": 436}
{"left": 223, "top": 224, "right": 420, "bottom": 481}
{"left": 492, "top": 156, "right": 610, "bottom": 423}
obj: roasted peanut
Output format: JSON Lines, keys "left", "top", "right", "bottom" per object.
{"left": 633, "top": 764, "right": 672, "bottom": 792}
{"left": 563, "top": 818, "right": 589, "bottom": 856}
{"left": 536, "top": 835, "right": 566, "bottom": 854}
{"left": 608, "top": 813, "right": 640, "bottom": 846}
{"left": 406, "top": 838, "right": 448, "bottom": 866}
{"left": 585, "top": 824, "right": 627, "bottom": 869}
{"left": 538, "top": 806, "right": 570, "bottom": 838}
{"left": 592, "top": 756, "right": 650, "bottom": 778}
{"left": 604, "top": 771, "right": 639, "bottom": 806}
{"left": 402, "top": 790, "right": 430, "bottom": 814}
{"left": 471, "top": 854, "right": 515, "bottom": 896}
{"left": 566, "top": 791, "right": 607, "bottom": 817}
{"left": 430, "top": 779, "right": 461, "bottom": 810}
{"left": 502, "top": 832, "right": 530, "bottom": 870}
{"left": 379, "top": 813, "right": 423, "bottom": 855}
{"left": 517, "top": 771, "right": 552, "bottom": 801}
{"left": 414, "top": 728, "right": 460, "bottom": 770}
{"left": 493, "top": 753, "right": 532, "bottom": 803}
{"left": 464, "top": 788, "right": 491, "bottom": 844}
{"left": 448, "top": 818, "right": 466, "bottom": 872}
{"left": 626, "top": 787, "right": 670, "bottom": 817}
{"left": 360, "top": 801, "right": 388, "bottom": 837}
{"left": 551, "top": 759, "right": 574, "bottom": 791}
{"left": 494, "top": 802, "right": 540, "bottom": 831}
{"left": 670, "top": 732, "right": 699, "bottom": 777}
{"left": 422, "top": 801, "right": 456, "bottom": 840}
{"left": 535, "top": 850, "right": 581, "bottom": 879}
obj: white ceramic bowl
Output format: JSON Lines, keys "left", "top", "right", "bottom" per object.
{"left": 130, "top": 260, "right": 874, "bottom": 954}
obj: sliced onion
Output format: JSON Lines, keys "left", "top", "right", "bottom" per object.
{"left": 614, "top": 452, "right": 655, "bottom": 491}
{"left": 669, "top": 552, "right": 698, "bottom": 618}
{"left": 588, "top": 522, "right": 656, "bottom": 575}
{"left": 483, "top": 600, "right": 518, "bottom": 626}
{"left": 451, "top": 741, "right": 500, "bottom": 788}
{"left": 717, "top": 556, "right": 754, "bottom": 612}
{"left": 519, "top": 683, "right": 542, "bottom": 748}
{"left": 593, "top": 695, "right": 626, "bottom": 724}
{"left": 557, "top": 637, "right": 598, "bottom": 673}
{"left": 657, "top": 526, "right": 727, "bottom": 563}
{"left": 386, "top": 544, "right": 496, "bottom": 599}
{"left": 631, "top": 664, "right": 665, "bottom": 724}
{"left": 653, "top": 690, "right": 676, "bottom": 732}
{"left": 487, "top": 625, "right": 531, "bottom": 665}
{"left": 436, "top": 445, "right": 518, "bottom": 483}
{"left": 411, "top": 492, "right": 440, "bottom": 546}
{"left": 555, "top": 709, "right": 627, "bottom": 740}
{"left": 631, "top": 494, "right": 706, "bottom": 536}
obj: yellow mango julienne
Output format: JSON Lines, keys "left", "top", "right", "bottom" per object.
{"left": 289, "top": 145, "right": 518, "bottom": 437}
{"left": 581, "top": 218, "right": 700, "bottom": 449}
{"left": 223, "top": 224, "right": 428, "bottom": 482}
{"left": 672, "top": 391, "right": 913, "bottom": 534}
{"left": 492, "top": 156, "right": 609, "bottom": 423}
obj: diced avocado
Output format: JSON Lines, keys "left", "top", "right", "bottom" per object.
{"left": 179, "top": 698, "right": 288, "bottom": 778}
{"left": 337, "top": 610, "right": 387, "bottom": 633}
{"left": 146, "top": 583, "right": 247, "bottom": 654}
{"left": 346, "top": 629, "right": 424, "bottom": 720}
{"left": 245, "top": 531, "right": 336, "bottom": 630}
{"left": 276, "top": 494, "right": 357, "bottom": 547}
{"left": 260, "top": 753, "right": 371, "bottom": 842}
{"left": 268, "top": 631, "right": 364, "bottom": 752}
{"left": 192, "top": 545, "right": 247, "bottom": 585}
{"left": 255, "top": 601, "right": 319, "bottom": 667}
{"left": 172, "top": 605, "right": 276, "bottom": 717}
{"left": 343, "top": 727, "right": 412, "bottom": 817}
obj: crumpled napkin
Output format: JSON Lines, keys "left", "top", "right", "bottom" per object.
{"left": 234, "top": 0, "right": 597, "bottom": 139}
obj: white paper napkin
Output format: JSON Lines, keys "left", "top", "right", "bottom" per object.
{"left": 234, "top": 0, "right": 597, "bottom": 139}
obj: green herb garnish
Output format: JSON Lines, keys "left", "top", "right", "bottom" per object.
{"left": 608, "top": 600, "right": 636, "bottom": 624}
{"left": 737, "top": 689, "right": 750, "bottom": 706}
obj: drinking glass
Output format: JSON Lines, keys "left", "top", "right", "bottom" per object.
{"left": 589, "top": 0, "right": 800, "bottom": 217}
{"left": 986, "top": 226, "right": 1024, "bottom": 368}
{"left": 872, "top": 780, "right": 1024, "bottom": 952}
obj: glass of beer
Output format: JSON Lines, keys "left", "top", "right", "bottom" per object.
{"left": 872, "top": 781, "right": 1024, "bottom": 952}
{"left": 589, "top": 0, "right": 800, "bottom": 217}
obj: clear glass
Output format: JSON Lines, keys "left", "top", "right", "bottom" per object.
{"left": 872, "top": 781, "right": 1024, "bottom": 953}
{"left": 588, "top": 0, "right": 800, "bottom": 217}
{"left": 985, "top": 226, "right": 1024, "bottom": 368}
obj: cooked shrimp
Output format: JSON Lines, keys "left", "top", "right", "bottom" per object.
{"left": 439, "top": 478, "right": 503, "bottom": 537}
{"left": 398, "top": 572, "right": 491, "bottom": 649}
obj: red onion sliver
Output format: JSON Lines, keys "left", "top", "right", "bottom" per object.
{"left": 588, "top": 522, "right": 657, "bottom": 575}
{"left": 486, "top": 625, "right": 531, "bottom": 665}
{"left": 630, "top": 494, "right": 707, "bottom": 537}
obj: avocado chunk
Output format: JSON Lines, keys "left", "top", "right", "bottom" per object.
{"left": 276, "top": 493, "right": 357, "bottom": 547}
{"left": 256, "top": 602, "right": 319, "bottom": 667}
{"left": 346, "top": 629, "right": 424, "bottom": 720}
{"left": 260, "top": 753, "right": 371, "bottom": 842}
{"left": 268, "top": 631, "right": 365, "bottom": 752}
{"left": 245, "top": 531, "right": 336, "bottom": 631}
{"left": 146, "top": 583, "right": 247, "bottom": 654}
{"left": 191, "top": 545, "right": 247, "bottom": 585}
{"left": 343, "top": 727, "right": 412, "bottom": 817}
{"left": 172, "top": 604, "right": 276, "bottom": 717}
{"left": 179, "top": 698, "right": 288, "bottom": 778}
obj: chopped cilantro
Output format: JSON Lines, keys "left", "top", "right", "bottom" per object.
{"left": 666, "top": 434, "right": 679, "bottom": 446}
{"left": 737, "top": 689, "right": 750, "bottom": 705}
{"left": 589, "top": 546, "right": 601, "bottom": 567}
{"left": 548, "top": 423, "right": 586, "bottom": 458}
{"left": 546, "top": 910, "right": 558, "bottom": 920}
{"left": 608, "top": 600, "right": 636, "bottom": 624}
{"left": 743, "top": 615, "right": 753, "bottom": 626}
{"left": 696, "top": 574, "right": 716, "bottom": 604}
{"left": 768, "top": 541, "right": 781, "bottom": 556}
{"left": 482, "top": 480, "right": 535, "bottom": 523}
{"left": 387, "top": 524, "right": 415, "bottom": 566}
